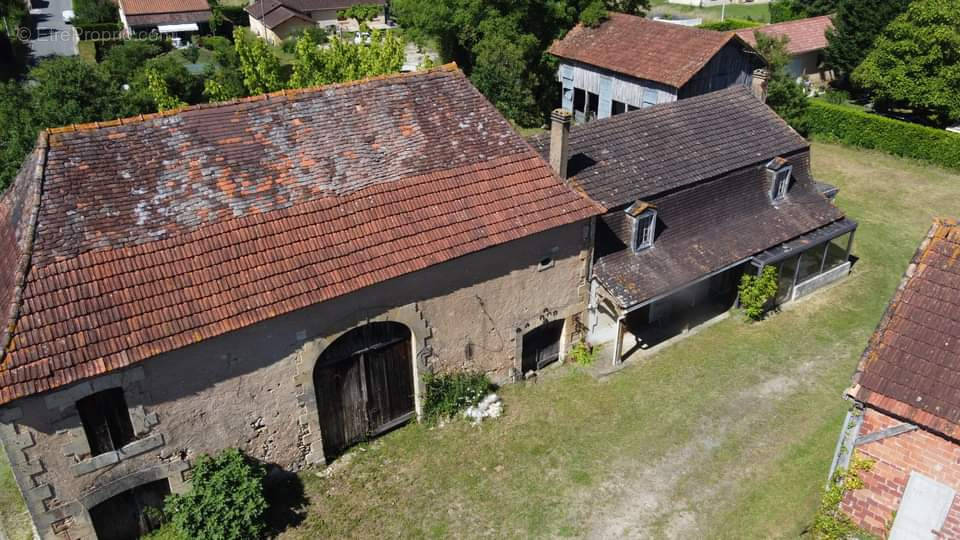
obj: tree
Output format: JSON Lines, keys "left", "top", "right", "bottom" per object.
{"left": 770, "top": 0, "right": 838, "bottom": 23}
{"left": 27, "top": 57, "right": 121, "bottom": 130}
{"left": 852, "top": 0, "right": 960, "bottom": 126}
{"left": 290, "top": 30, "right": 404, "bottom": 88}
{"left": 101, "top": 40, "right": 168, "bottom": 83}
{"left": 0, "top": 81, "right": 36, "bottom": 190}
{"left": 72, "top": 0, "right": 119, "bottom": 24}
{"left": 824, "top": 0, "right": 910, "bottom": 80}
{"left": 146, "top": 68, "right": 187, "bottom": 111}
{"left": 233, "top": 27, "right": 284, "bottom": 95}
{"left": 391, "top": 0, "right": 650, "bottom": 127}
{"left": 738, "top": 266, "right": 779, "bottom": 321}
{"left": 337, "top": 3, "right": 383, "bottom": 23}
{"left": 123, "top": 55, "right": 203, "bottom": 115}
{"left": 755, "top": 32, "right": 809, "bottom": 132}
{"left": 164, "top": 449, "right": 268, "bottom": 540}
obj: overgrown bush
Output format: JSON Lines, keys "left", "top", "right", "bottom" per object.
{"left": 809, "top": 454, "right": 875, "bottom": 539}
{"left": 822, "top": 88, "right": 849, "bottom": 105}
{"left": 569, "top": 341, "right": 596, "bottom": 366}
{"left": 698, "top": 18, "right": 761, "bottom": 31}
{"left": 422, "top": 372, "right": 493, "bottom": 423}
{"left": 163, "top": 449, "right": 268, "bottom": 540}
{"left": 338, "top": 4, "right": 383, "bottom": 22}
{"left": 738, "top": 266, "right": 779, "bottom": 321}
{"left": 73, "top": 0, "right": 119, "bottom": 25}
{"left": 806, "top": 100, "right": 960, "bottom": 171}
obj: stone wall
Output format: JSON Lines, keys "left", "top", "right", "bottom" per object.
{"left": 0, "top": 220, "right": 592, "bottom": 539}
{"left": 842, "top": 407, "right": 960, "bottom": 536}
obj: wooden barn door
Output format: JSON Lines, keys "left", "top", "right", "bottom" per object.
{"left": 315, "top": 323, "right": 414, "bottom": 459}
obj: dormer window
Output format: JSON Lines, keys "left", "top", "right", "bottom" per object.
{"left": 767, "top": 158, "right": 792, "bottom": 202}
{"left": 626, "top": 201, "right": 657, "bottom": 251}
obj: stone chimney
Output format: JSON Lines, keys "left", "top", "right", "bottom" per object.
{"left": 549, "top": 108, "right": 572, "bottom": 179}
{"left": 751, "top": 69, "right": 770, "bottom": 103}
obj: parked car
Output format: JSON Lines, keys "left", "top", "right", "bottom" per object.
{"left": 62, "top": 10, "right": 75, "bottom": 23}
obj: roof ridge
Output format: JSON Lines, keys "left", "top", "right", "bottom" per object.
{"left": 0, "top": 132, "right": 49, "bottom": 369}
{"left": 46, "top": 63, "right": 462, "bottom": 136}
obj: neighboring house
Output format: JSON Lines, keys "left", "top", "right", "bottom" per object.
{"left": 0, "top": 66, "right": 600, "bottom": 540}
{"left": 118, "top": 0, "right": 212, "bottom": 41}
{"left": 531, "top": 87, "right": 856, "bottom": 364}
{"left": 247, "top": 0, "right": 387, "bottom": 44}
{"left": 548, "top": 13, "right": 764, "bottom": 124}
{"left": 737, "top": 15, "right": 834, "bottom": 82}
{"left": 836, "top": 219, "right": 960, "bottom": 537}
{"left": 668, "top": 0, "right": 770, "bottom": 5}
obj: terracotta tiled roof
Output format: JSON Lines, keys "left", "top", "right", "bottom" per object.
{"left": 0, "top": 66, "right": 601, "bottom": 405}
{"left": 850, "top": 219, "right": 960, "bottom": 439}
{"left": 736, "top": 15, "right": 833, "bottom": 55}
{"left": 548, "top": 13, "right": 748, "bottom": 89}
{"left": 120, "top": 0, "right": 210, "bottom": 15}
{"left": 529, "top": 86, "right": 808, "bottom": 210}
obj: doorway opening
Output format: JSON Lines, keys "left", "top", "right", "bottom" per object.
{"left": 89, "top": 479, "right": 170, "bottom": 540}
{"left": 521, "top": 320, "right": 565, "bottom": 374}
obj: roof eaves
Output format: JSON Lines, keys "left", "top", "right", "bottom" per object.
{"left": 0, "top": 132, "right": 48, "bottom": 369}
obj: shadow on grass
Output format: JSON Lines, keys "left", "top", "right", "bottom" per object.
{"left": 263, "top": 465, "right": 309, "bottom": 535}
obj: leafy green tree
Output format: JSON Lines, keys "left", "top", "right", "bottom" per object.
{"left": 27, "top": 57, "right": 121, "bottom": 130}
{"left": 73, "top": 0, "right": 119, "bottom": 24}
{"left": 755, "top": 32, "right": 809, "bottom": 132}
{"left": 738, "top": 266, "right": 779, "bottom": 321}
{"left": 233, "top": 27, "right": 284, "bottom": 95}
{"left": 824, "top": 0, "right": 909, "bottom": 80}
{"left": 770, "top": 0, "right": 838, "bottom": 23}
{"left": 391, "top": 0, "right": 649, "bottom": 127}
{"left": 852, "top": 0, "right": 960, "bottom": 126}
{"left": 123, "top": 55, "right": 203, "bottom": 115}
{"left": 338, "top": 3, "right": 383, "bottom": 23}
{"left": 164, "top": 449, "right": 268, "bottom": 540}
{"left": 0, "top": 81, "right": 36, "bottom": 190}
{"left": 290, "top": 30, "right": 404, "bottom": 88}
{"left": 101, "top": 40, "right": 167, "bottom": 83}
{"left": 146, "top": 68, "right": 187, "bottom": 111}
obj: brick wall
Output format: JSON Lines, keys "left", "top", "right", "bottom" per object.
{"left": 842, "top": 407, "right": 960, "bottom": 537}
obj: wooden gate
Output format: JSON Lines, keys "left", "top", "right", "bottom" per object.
{"left": 522, "top": 320, "right": 565, "bottom": 373}
{"left": 314, "top": 322, "right": 415, "bottom": 458}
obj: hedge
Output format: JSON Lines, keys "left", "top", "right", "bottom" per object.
{"left": 698, "top": 18, "right": 761, "bottom": 31}
{"left": 805, "top": 100, "right": 960, "bottom": 171}
{"left": 75, "top": 22, "right": 123, "bottom": 40}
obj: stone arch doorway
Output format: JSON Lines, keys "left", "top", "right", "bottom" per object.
{"left": 313, "top": 321, "right": 416, "bottom": 458}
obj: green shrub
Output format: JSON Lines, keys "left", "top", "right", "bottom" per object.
{"left": 738, "top": 266, "right": 779, "bottom": 321}
{"left": 73, "top": 0, "right": 119, "bottom": 25}
{"left": 822, "top": 89, "right": 849, "bottom": 105}
{"left": 805, "top": 100, "right": 960, "bottom": 171}
{"left": 74, "top": 22, "right": 123, "bottom": 40}
{"left": 422, "top": 372, "right": 493, "bottom": 423}
{"left": 163, "top": 449, "right": 268, "bottom": 540}
{"left": 337, "top": 4, "right": 383, "bottom": 22}
{"left": 809, "top": 454, "right": 875, "bottom": 539}
{"left": 698, "top": 18, "right": 761, "bottom": 31}
{"left": 568, "top": 341, "right": 596, "bottom": 366}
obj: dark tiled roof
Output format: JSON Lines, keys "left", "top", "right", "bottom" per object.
{"left": 593, "top": 152, "right": 843, "bottom": 307}
{"left": 0, "top": 66, "right": 600, "bottom": 405}
{"left": 246, "top": 0, "right": 385, "bottom": 28}
{"left": 548, "top": 13, "right": 745, "bottom": 88}
{"left": 851, "top": 220, "right": 960, "bottom": 439}
{"left": 530, "top": 86, "right": 809, "bottom": 210}
{"left": 737, "top": 15, "right": 833, "bottom": 55}
{"left": 126, "top": 10, "right": 212, "bottom": 27}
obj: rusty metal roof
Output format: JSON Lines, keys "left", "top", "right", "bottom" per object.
{"left": 548, "top": 13, "right": 749, "bottom": 89}
{"left": 0, "top": 66, "right": 601, "bottom": 405}
{"left": 851, "top": 219, "right": 960, "bottom": 439}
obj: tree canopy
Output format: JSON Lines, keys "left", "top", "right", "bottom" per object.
{"left": 824, "top": 0, "right": 910, "bottom": 80}
{"left": 391, "top": 0, "right": 649, "bottom": 127}
{"left": 852, "top": 0, "right": 960, "bottom": 126}
{"left": 769, "top": 0, "right": 837, "bottom": 23}
{"left": 754, "top": 32, "right": 809, "bottom": 133}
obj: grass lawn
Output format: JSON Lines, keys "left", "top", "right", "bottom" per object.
{"left": 2, "top": 143, "right": 959, "bottom": 539}
{"left": 649, "top": 0, "right": 770, "bottom": 23}
{"left": 280, "top": 143, "right": 960, "bottom": 539}
{"left": 0, "top": 446, "right": 32, "bottom": 540}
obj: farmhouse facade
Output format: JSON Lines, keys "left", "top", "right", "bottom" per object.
{"left": 838, "top": 219, "right": 960, "bottom": 537}
{"left": 0, "top": 66, "right": 600, "bottom": 539}
{"left": 531, "top": 87, "right": 856, "bottom": 364}
{"left": 548, "top": 13, "right": 764, "bottom": 124}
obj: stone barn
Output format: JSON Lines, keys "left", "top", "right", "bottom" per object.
{"left": 0, "top": 65, "right": 600, "bottom": 539}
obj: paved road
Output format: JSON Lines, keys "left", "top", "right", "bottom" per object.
{"left": 25, "top": 0, "right": 77, "bottom": 59}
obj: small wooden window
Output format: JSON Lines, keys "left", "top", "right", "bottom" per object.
{"left": 634, "top": 210, "right": 657, "bottom": 251}
{"left": 771, "top": 166, "right": 792, "bottom": 201}
{"left": 77, "top": 388, "right": 135, "bottom": 456}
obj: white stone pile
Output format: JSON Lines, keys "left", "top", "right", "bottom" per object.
{"left": 463, "top": 393, "right": 503, "bottom": 424}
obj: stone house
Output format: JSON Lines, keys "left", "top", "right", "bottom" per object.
{"left": 531, "top": 87, "right": 856, "bottom": 364}
{"left": 0, "top": 66, "right": 600, "bottom": 539}
{"left": 737, "top": 15, "right": 835, "bottom": 83}
{"left": 246, "top": 0, "right": 387, "bottom": 44}
{"left": 836, "top": 219, "right": 960, "bottom": 537}
{"left": 548, "top": 13, "right": 764, "bottom": 124}
{"left": 117, "top": 0, "right": 212, "bottom": 41}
